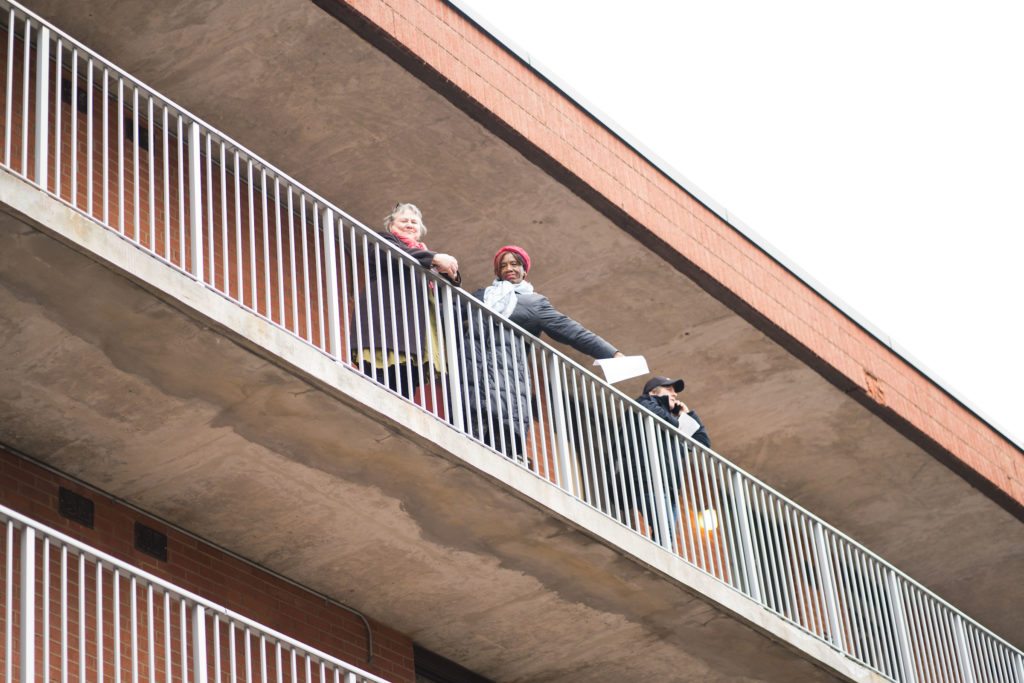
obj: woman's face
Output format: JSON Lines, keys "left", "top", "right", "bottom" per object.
{"left": 498, "top": 252, "right": 526, "bottom": 284}
{"left": 389, "top": 209, "right": 421, "bottom": 241}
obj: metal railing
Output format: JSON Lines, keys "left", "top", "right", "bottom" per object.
{"left": 0, "top": 2, "right": 1021, "bottom": 681}
{"left": 0, "top": 504, "right": 391, "bottom": 683}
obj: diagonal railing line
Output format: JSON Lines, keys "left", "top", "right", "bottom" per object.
{"left": 0, "top": 503, "right": 390, "bottom": 683}
{"left": 0, "top": 2, "right": 1021, "bottom": 681}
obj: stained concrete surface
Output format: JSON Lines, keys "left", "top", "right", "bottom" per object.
{"left": 10, "top": 0, "right": 1024, "bottom": 659}
{"left": 0, "top": 181, "right": 879, "bottom": 681}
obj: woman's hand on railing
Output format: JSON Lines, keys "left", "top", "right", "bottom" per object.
{"left": 432, "top": 253, "right": 459, "bottom": 278}
{"left": 613, "top": 351, "right": 625, "bottom": 358}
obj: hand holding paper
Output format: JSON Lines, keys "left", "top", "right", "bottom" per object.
{"left": 594, "top": 355, "right": 649, "bottom": 384}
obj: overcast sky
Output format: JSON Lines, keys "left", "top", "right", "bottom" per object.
{"left": 460, "top": 0, "right": 1024, "bottom": 445}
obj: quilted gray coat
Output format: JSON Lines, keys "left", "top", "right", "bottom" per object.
{"left": 464, "top": 288, "right": 617, "bottom": 449}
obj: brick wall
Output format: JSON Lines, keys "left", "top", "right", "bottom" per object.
{"left": 315, "top": 0, "right": 1024, "bottom": 514}
{"left": 0, "top": 446, "right": 416, "bottom": 682}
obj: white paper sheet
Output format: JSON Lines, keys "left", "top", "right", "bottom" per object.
{"left": 593, "top": 355, "right": 649, "bottom": 384}
{"left": 676, "top": 412, "right": 701, "bottom": 438}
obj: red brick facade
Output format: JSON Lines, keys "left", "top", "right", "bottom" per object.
{"left": 0, "top": 446, "right": 416, "bottom": 683}
{"left": 315, "top": 0, "right": 1023, "bottom": 513}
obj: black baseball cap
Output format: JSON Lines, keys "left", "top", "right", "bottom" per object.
{"left": 642, "top": 376, "right": 685, "bottom": 394}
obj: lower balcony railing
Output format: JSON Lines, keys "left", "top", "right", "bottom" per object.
{"left": 1, "top": 2, "right": 1021, "bottom": 681}
{"left": 0, "top": 504, "right": 390, "bottom": 683}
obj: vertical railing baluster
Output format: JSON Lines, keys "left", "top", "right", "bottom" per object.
{"left": 212, "top": 615, "right": 222, "bottom": 683}
{"left": 147, "top": 585, "right": 157, "bottom": 683}
{"left": 4, "top": 8, "right": 14, "bottom": 168}
{"left": 811, "top": 522, "right": 844, "bottom": 649}
{"left": 302, "top": 199, "right": 313, "bottom": 341}
{"left": 116, "top": 77, "right": 124, "bottom": 233}
{"left": 731, "top": 472, "right": 761, "bottom": 601}
{"left": 161, "top": 105, "right": 169, "bottom": 255}
{"left": 243, "top": 627, "right": 253, "bottom": 683}
{"left": 42, "top": 538, "right": 50, "bottom": 683}
{"left": 71, "top": 48, "right": 79, "bottom": 207}
{"left": 442, "top": 284, "right": 464, "bottom": 430}
{"left": 147, "top": 96, "right": 155, "bottom": 250}
{"left": 954, "top": 615, "right": 977, "bottom": 683}
{"left": 97, "top": 562, "right": 105, "bottom": 683}
{"left": 34, "top": 25, "right": 49, "bottom": 188}
{"left": 114, "top": 569, "right": 122, "bottom": 683}
{"left": 246, "top": 159, "right": 256, "bottom": 308}
{"left": 232, "top": 151, "right": 242, "bottom": 302}
{"left": 259, "top": 632, "right": 268, "bottom": 683}
{"left": 193, "top": 605, "right": 209, "bottom": 683}
{"left": 218, "top": 142, "right": 228, "bottom": 293}
{"left": 277, "top": 181, "right": 288, "bottom": 325}
{"left": 323, "top": 209, "right": 342, "bottom": 359}
{"left": 205, "top": 133, "right": 214, "bottom": 280}
{"left": 314, "top": 204, "right": 327, "bottom": 349}
{"left": 548, "top": 355, "right": 572, "bottom": 491}
{"left": 336, "top": 219, "right": 350, "bottom": 359}
{"left": 643, "top": 416, "right": 671, "bottom": 548}
{"left": 175, "top": 115, "right": 186, "bottom": 267}
{"left": 20, "top": 526, "right": 36, "bottom": 683}
{"left": 885, "top": 571, "right": 917, "bottom": 683}
{"left": 102, "top": 68, "right": 111, "bottom": 223}
{"left": 53, "top": 36, "right": 62, "bottom": 197}
{"left": 187, "top": 121, "right": 204, "bottom": 281}
{"left": 3, "top": 520, "right": 10, "bottom": 683}
{"left": 294, "top": 192, "right": 305, "bottom": 335}
{"left": 20, "top": 18, "right": 30, "bottom": 177}
{"left": 264, "top": 169, "right": 276, "bottom": 317}
{"left": 130, "top": 576, "right": 139, "bottom": 683}
{"left": 163, "top": 592, "right": 172, "bottom": 683}
{"left": 178, "top": 599, "right": 188, "bottom": 683}
{"left": 228, "top": 619, "right": 237, "bottom": 683}
{"left": 132, "top": 85, "right": 140, "bottom": 241}
{"left": 60, "top": 546, "right": 68, "bottom": 683}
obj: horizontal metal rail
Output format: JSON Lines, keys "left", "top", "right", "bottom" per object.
{"left": 0, "top": 504, "right": 390, "bottom": 683}
{"left": 0, "top": 2, "right": 1021, "bottom": 681}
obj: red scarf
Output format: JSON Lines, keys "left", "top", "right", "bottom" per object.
{"left": 392, "top": 232, "right": 427, "bottom": 251}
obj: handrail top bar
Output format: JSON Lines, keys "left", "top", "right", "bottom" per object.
{"left": 3, "top": 0, "right": 372, "bottom": 237}
{"left": 3, "top": 0, "right": 1022, "bottom": 666}
{"left": 0, "top": 502, "right": 391, "bottom": 682}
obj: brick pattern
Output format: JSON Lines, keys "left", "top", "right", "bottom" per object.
{"left": 0, "top": 447, "right": 416, "bottom": 683}
{"left": 325, "top": 0, "right": 1023, "bottom": 510}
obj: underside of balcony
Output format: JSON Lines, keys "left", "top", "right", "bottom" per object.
{"left": 0, "top": 174, "right": 886, "bottom": 681}
{"left": 14, "top": 0, "right": 1021, "bottom": 650}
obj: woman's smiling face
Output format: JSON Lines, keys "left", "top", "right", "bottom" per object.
{"left": 389, "top": 208, "right": 421, "bottom": 241}
{"left": 498, "top": 252, "right": 526, "bottom": 284}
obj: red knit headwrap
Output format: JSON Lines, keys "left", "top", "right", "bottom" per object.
{"left": 493, "top": 245, "right": 531, "bottom": 277}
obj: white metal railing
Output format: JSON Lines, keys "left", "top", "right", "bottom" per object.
{"left": 1, "top": 3, "right": 1022, "bottom": 681}
{"left": 0, "top": 504, "right": 391, "bottom": 683}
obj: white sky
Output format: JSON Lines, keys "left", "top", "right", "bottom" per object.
{"left": 460, "top": 0, "right": 1024, "bottom": 446}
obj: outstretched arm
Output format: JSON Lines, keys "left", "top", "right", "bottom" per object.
{"left": 534, "top": 296, "right": 618, "bottom": 359}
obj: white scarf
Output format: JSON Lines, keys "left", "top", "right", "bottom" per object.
{"left": 481, "top": 279, "right": 534, "bottom": 317}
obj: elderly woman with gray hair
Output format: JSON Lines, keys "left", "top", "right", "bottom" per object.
{"left": 465, "top": 245, "right": 623, "bottom": 460}
{"left": 351, "top": 202, "right": 461, "bottom": 400}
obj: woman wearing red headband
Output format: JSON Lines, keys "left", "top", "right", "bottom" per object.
{"left": 465, "top": 245, "right": 623, "bottom": 460}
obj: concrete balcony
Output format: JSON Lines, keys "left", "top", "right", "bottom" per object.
{"left": 1, "top": 1, "right": 1022, "bottom": 681}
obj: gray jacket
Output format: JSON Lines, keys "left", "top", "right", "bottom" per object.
{"left": 465, "top": 288, "right": 617, "bottom": 440}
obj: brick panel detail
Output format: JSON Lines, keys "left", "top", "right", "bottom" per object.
{"left": 0, "top": 448, "right": 415, "bottom": 683}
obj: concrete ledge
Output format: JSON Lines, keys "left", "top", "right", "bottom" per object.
{"left": 0, "top": 169, "right": 888, "bottom": 681}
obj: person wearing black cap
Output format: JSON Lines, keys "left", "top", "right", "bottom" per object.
{"left": 615, "top": 375, "right": 710, "bottom": 548}
{"left": 637, "top": 376, "right": 709, "bottom": 447}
